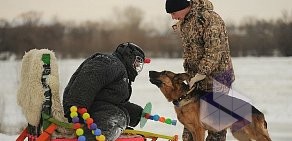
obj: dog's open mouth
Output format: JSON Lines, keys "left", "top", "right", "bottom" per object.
{"left": 149, "top": 71, "right": 163, "bottom": 87}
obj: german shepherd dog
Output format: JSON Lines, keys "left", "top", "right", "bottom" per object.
{"left": 149, "top": 70, "right": 271, "bottom": 141}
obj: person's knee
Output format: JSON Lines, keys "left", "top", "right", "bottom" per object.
{"left": 90, "top": 105, "right": 128, "bottom": 140}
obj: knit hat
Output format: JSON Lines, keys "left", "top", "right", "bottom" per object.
{"left": 165, "top": 0, "right": 190, "bottom": 13}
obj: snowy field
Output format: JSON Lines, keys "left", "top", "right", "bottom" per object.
{"left": 0, "top": 57, "right": 292, "bottom": 140}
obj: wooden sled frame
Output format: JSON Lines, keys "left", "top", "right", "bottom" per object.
{"left": 17, "top": 113, "right": 178, "bottom": 141}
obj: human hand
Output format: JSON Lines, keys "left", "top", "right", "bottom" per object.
{"left": 188, "top": 73, "right": 206, "bottom": 88}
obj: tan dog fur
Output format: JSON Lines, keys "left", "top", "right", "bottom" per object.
{"left": 149, "top": 70, "right": 271, "bottom": 141}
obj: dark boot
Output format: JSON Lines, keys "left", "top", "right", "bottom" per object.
{"left": 182, "top": 127, "right": 193, "bottom": 141}
{"left": 206, "top": 129, "right": 227, "bottom": 141}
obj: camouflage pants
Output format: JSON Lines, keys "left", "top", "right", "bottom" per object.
{"left": 182, "top": 127, "right": 227, "bottom": 141}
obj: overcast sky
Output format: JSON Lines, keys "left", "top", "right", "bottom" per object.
{"left": 0, "top": 0, "right": 291, "bottom": 27}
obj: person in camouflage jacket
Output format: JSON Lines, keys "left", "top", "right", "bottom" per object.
{"left": 165, "top": 0, "right": 235, "bottom": 140}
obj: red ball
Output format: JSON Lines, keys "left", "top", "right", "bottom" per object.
{"left": 78, "top": 108, "right": 87, "bottom": 115}
{"left": 144, "top": 113, "right": 151, "bottom": 119}
{"left": 144, "top": 58, "right": 151, "bottom": 64}
{"left": 73, "top": 123, "right": 81, "bottom": 129}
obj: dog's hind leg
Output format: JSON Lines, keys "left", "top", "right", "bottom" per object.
{"left": 250, "top": 112, "right": 272, "bottom": 141}
{"left": 230, "top": 128, "right": 251, "bottom": 141}
{"left": 254, "top": 120, "right": 272, "bottom": 141}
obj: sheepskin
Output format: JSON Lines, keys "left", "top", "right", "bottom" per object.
{"left": 17, "top": 49, "right": 74, "bottom": 138}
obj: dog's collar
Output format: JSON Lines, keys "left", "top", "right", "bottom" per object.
{"left": 172, "top": 87, "right": 196, "bottom": 107}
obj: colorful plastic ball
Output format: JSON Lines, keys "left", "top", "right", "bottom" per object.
{"left": 70, "top": 106, "right": 78, "bottom": 112}
{"left": 159, "top": 117, "right": 166, "bottom": 122}
{"left": 70, "top": 112, "right": 78, "bottom": 118}
{"left": 165, "top": 118, "right": 172, "bottom": 124}
{"left": 82, "top": 113, "right": 90, "bottom": 120}
{"left": 78, "top": 135, "right": 86, "bottom": 141}
{"left": 92, "top": 128, "right": 101, "bottom": 136}
{"left": 72, "top": 117, "right": 79, "bottom": 123}
{"left": 76, "top": 128, "right": 84, "bottom": 136}
{"left": 144, "top": 113, "right": 151, "bottom": 119}
{"left": 86, "top": 118, "right": 94, "bottom": 125}
{"left": 153, "top": 115, "right": 160, "bottom": 121}
{"left": 149, "top": 115, "right": 154, "bottom": 120}
{"left": 144, "top": 58, "right": 151, "bottom": 64}
{"left": 78, "top": 108, "right": 87, "bottom": 115}
{"left": 73, "top": 123, "right": 81, "bottom": 129}
{"left": 96, "top": 135, "right": 106, "bottom": 141}
{"left": 90, "top": 123, "right": 97, "bottom": 130}
{"left": 172, "top": 120, "right": 177, "bottom": 125}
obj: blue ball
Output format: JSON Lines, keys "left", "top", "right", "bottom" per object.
{"left": 78, "top": 136, "right": 86, "bottom": 141}
{"left": 93, "top": 129, "right": 101, "bottom": 136}
{"left": 153, "top": 115, "right": 160, "bottom": 121}
{"left": 90, "top": 123, "right": 97, "bottom": 130}
{"left": 172, "top": 120, "right": 177, "bottom": 125}
{"left": 149, "top": 115, "right": 154, "bottom": 120}
{"left": 72, "top": 117, "right": 79, "bottom": 123}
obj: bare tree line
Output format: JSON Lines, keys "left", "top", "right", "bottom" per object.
{"left": 0, "top": 7, "right": 291, "bottom": 60}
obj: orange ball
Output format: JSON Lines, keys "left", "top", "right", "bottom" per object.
{"left": 86, "top": 118, "right": 94, "bottom": 125}
{"left": 159, "top": 117, "right": 166, "bottom": 122}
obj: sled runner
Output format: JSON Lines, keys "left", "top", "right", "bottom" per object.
{"left": 122, "top": 129, "right": 178, "bottom": 141}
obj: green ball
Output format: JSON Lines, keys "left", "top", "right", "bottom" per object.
{"left": 165, "top": 118, "right": 172, "bottom": 124}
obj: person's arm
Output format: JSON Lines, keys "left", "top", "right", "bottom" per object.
{"left": 122, "top": 102, "right": 143, "bottom": 127}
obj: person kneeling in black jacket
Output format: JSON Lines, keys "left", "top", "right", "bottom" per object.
{"left": 63, "top": 42, "right": 149, "bottom": 140}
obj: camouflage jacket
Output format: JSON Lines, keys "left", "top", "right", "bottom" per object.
{"left": 177, "top": 0, "right": 235, "bottom": 92}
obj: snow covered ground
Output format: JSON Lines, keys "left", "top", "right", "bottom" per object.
{"left": 1, "top": 57, "right": 292, "bottom": 140}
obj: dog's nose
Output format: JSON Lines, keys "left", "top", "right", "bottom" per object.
{"left": 149, "top": 71, "right": 159, "bottom": 78}
{"left": 149, "top": 71, "right": 162, "bottom": 87}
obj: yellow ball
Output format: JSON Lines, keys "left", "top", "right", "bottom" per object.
{"left": 82, "top": 113, "right": 90, "bottom": 120}
{"left": 70, "top": 112, "right": 78, "bottom": 118}
{"left": 96, "top": 135, "right": 105, "bottom": 141}
{"left": 76, "top": 128, "right": 84, "bottom": 136}
{"left": 70, "top": 106, "right": 78, "bottom": 112}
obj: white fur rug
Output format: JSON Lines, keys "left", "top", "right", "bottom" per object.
{"left": 17, "top": 49, "right": 74, "bottom": 138}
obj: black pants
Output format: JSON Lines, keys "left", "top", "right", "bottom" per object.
{"left": 84, "top": 103, "right": 128, "bottom": 141}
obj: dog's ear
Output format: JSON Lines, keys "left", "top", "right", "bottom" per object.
{"left": 174, "top": 73, "right": 191, "bottom": 82}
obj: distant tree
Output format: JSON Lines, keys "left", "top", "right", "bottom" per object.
{"left": 16, "top": 11, "right": 42, "bottom": 26}
{"left": 274, "top": 11, "right": 292, "bottom": 56}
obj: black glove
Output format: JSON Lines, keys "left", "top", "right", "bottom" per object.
{"left": 123, "top": 102, "right": 143, "bottom": 127}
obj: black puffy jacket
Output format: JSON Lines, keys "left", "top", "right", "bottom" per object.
{"left": 63, "top": 53, "right": 142, "bottom": 127}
